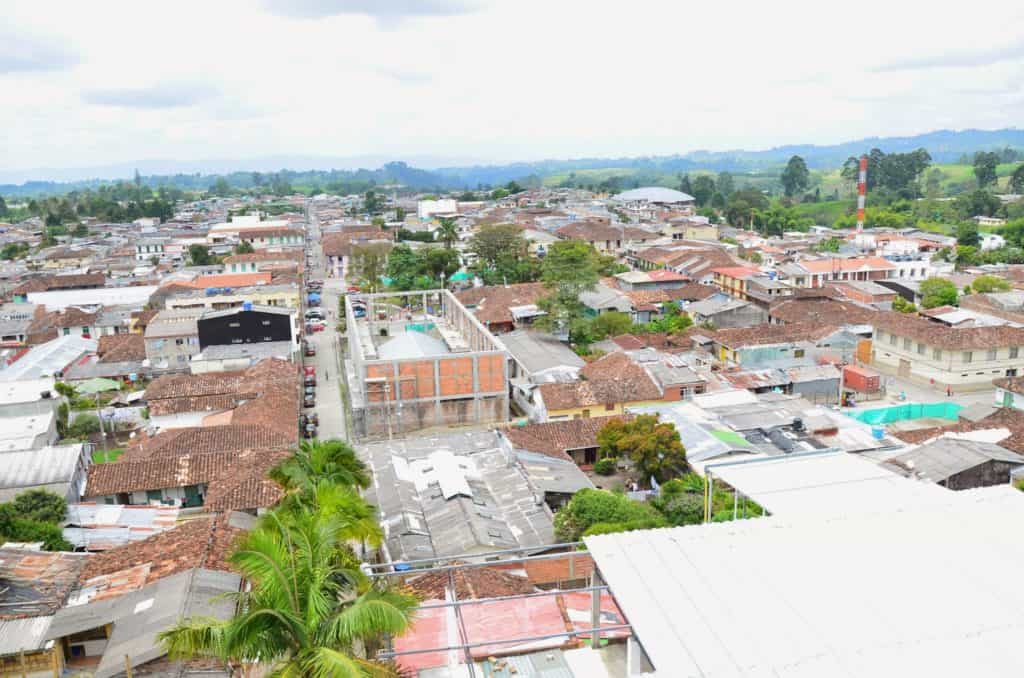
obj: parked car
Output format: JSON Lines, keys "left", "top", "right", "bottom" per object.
{"left": 304, "top": 374, "right": 316, "bottom": 387}
{"left": 304, "top": 385, "right": 316, "bottom": 397}
{"left": 305, "top": 344, "right": 317, "bottom": 357}
{"left": 303, "top": 366, "right": 316, "bottom": 377}
{"left": 352, "top": 308, "right": 366, "bottom": 319}
{"left": 347, "top": 285, "right": 361, "bottom": 293}
{"left": 303, "top": 394, "right": 316, "bottom": 408}
{"left": 305, "top": 310, "right": 326, "bottom": 321}
{"left": 308, "top": 412, "right": 319, "bottom": 426}
{"left": 309, "top": 322, "right": 326, "bottom": 332}
{"left": 303, "top": 423, "right": 318, "bottom": 439}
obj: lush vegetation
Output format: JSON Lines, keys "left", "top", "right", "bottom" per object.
{"left": 0, "top": 489, "right": 72, "bottom": 551}
{"left": 160, "top": 439, "right": 417, "bottom": 677}
{"left": 919, "top": 277, "right": 959, "bottom": 309}
{"left": 597, "top": 415, "right": 687, "bottom": 486}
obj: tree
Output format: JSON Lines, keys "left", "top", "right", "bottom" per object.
{"left": 160, "top": 501, "right": 417, "bottom": 676}
{"left": 234, "top": 240, "right": 255, "bottom": 254}
{"left": 187, "top": 244, "right": 214, "bottom": 266}
{"left": 973, "top": 151, "right": 1000, "bottom": 188}
{"left": 211, "top": 177, "right": 231, "bottom": 197}
{"left": 1011, "top": 164, "right": 1024, "bottom": 194}
{"left": 349, "top": 242, "right": 392, "bottom": 291}
{"left": 781, "top": 155, "right": 810, "bottom": 197}
{"left": 271, "top": 439, "right": 371, "bottom": 495}
{"left": 715, "top": 171, "right": 735, "bottom": 197}
{"left": 552, "top": 489, "right": 666, "bottom": 541}
{"left": 423, "top": 247, "right": 460, "bottom": 280}
{"left": 919, "top": 277, "right": 959, "bottom": 309}
{"left": 468, "top": 224, "right": 539, "bottom": 285}
{"left": 149, "top": 255, "right": 160, "bottom": 267}
{"left": 436, "top": 217, "right": 459, "bottom": 249}
{"left": 953, "top": 189, "right": 1001, "bottom": 219}
{"left": 0, "top": 195, "right": 7, "bottom": 217}
{"left": 679, "top": 174, "right": 693, "bottom": 197}
{"left": 597, "top": 415, "right": 687, "bottom": 485}
{"left": 956, "top": 222, "right": 980, "bottom": 248}
{"left": 53, "top": 381, "right": 77, "bottom": 399}
{"left": 364, "top": 190, "right": 382, "bottom": 215}
{"left": 590, "top": 311, "right": 634, "bottom": 339}
{"left": 724, "top": 187, "right": 769, "bottom": 227}
{"left": 971, "top": 274, "right": 1012, "bottom": 293}
{"left": 537, "top": 240, "right": 601, "bottom": 340}
{"left": 691, "top": 175, "right": 715, "bottom": 206}
{"left": 12, "top": 489, "right": 67, "bottom": 524}
{"left": 892, "top": 295, "right": 917, "bottom": 313}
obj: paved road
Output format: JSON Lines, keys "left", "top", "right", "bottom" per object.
{"left": 303, "top": 205, "right": 349, "bottom": 442}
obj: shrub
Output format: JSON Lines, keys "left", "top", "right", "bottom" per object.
{"left": 12, "top": 489, "right": 67, "bottom": 523}
{"left": 582, "top": 517, "right": 667, "bottom": 537}
{"left": 658, "top": 493, "right": 706, "bottom": 526}
{"left": 553, "top": 488, "right": 664, "bottom": 541}
{"left": 66, "top": 414, "right": 101, "bottom": 439}
{"left": 593, "top": 458, "right": 618, "bottom": 476}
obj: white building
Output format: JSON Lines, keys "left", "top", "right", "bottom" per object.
{"left": 417, "top": 198, "right": 458, "bottom": 220}
{"left": 981, "top": 233, "right": 1007, "bottom": 251}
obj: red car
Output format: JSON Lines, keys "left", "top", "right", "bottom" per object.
{"left": 347, "top": 285, "right": 361, "bottom": 293}
{"left": 309, "top": 322, "right": 326, "bottom": 333}
{"left": 303, "top": 366, "right": 316, "bottom": 377}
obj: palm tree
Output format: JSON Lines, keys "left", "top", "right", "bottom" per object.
{"left": 436, "top": 217, "right": 459, "bottom": 250}
{"left": 270, "top": 439, "right": 371, "bottom": 493}
{"left": 159, "top": 503, "right": 418, "bottom": 677}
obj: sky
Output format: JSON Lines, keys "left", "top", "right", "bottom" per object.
{"left": 3, "top": 0, "right": 1024, "bottom": 181}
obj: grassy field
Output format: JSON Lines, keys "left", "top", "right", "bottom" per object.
{"left": 792, "top": 199, "right": 853, "bottom": 225}
{"left": 91, "top": 448, "right": 124, "bottom": 464}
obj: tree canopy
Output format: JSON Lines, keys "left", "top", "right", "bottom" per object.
{"left": 781, "top": 155, "right": 810, "bottom": 197}
{"left": 919, "top": 277, "right": 959, "bottom": 309}
{"left": 597, "top": 415, "right": 687, "bottom": 485}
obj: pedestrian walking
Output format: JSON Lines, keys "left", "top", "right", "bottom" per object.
{"left": 946, "top": 385, "right": 952, "bottom": 398}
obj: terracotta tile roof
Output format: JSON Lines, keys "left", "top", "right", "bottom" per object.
{"left": 624, "top": 284, "right": 718, "bottom": 306}
{"left": 892, "top": 408, "right": 1024, "bottom": 456}
{"left": 97, "top": 333, "right": 146, "bottom": 363}
{"left": 79, "top": 513, "right": 249, "bottom": 586}
{"left": 0, "top": 549, "right": 85, "bottom": 620}
{"left": 12, "top": 273, "right": 105, "bottom": 295}
{"left": 556, "top": 221, "right": 657, "bottom": 243}
{"left": 145, "top": 357, "right": 297, "bottom": 414}
{"left": 636, "top": 247, "right": 741, "bottom": 276}
{"left": 84, "top": 446, "right": 290, "bottom": 507}
{"left": 322, "top": 229, "right": 393, "bottom": 257}
{"left": 54, "top": 306, "right": 100, "bottom": 328}
{"left": 222, "top": 250, "right": 303, "bottom": 264}
{"left": 538, "top": 352, "right": 661, "bottom": 410}
{"left": 794, "top": 256, "right": 895, "bottom": 274}
{"left": 125, "top": 424, "right": 293, "bottom": 460}
{"left": 768, "top": 298, "right": 878, "bottom": 326}
{"left": 182, "top": 272, "right": 272, "bottom": 289}
{"left": 712, "top": 266, "right": 761, "bottom": 279}
{"left": 238, "top": 227, "right": 302, "bottom": 239}
{"left": 713, "top": 322, "right": 838, "bottom": 349}
{"left": 455, "top": 282, "right": 547, "bottom": 326}
{"left": 993, "top": 377, "right": 1024, "bottom": 396}
{"left": 504, "top": 415, "right": 632, "bottom": 461}
{"left": 229, "top": 393, "right": 300, "bottom": 442}
{"left": 873, "top": 311, "right": 1024, "bottom": 350}
{"left": 407, "top": 566, "right": 535, "bottom": 601}
{"left": 523, "top": 554, "right": 595, "bottom": 585}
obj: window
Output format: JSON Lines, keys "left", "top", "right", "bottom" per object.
{"left": 229, "top": 322, "right": 240, "bottom": 328}
{"left": 987, "top": 349, "right": 998, "bottom": 361}
{"left": 146, "top": 490, "right": 163, "bottom": 503}
{"left": 794, "top": 349, "right": 805, "bottom": 358}
{"left": 903, "top": 338, "right": 911, "bottom": 350}
{"left": 62, "top": 327, "right": 70, "bottom": 336}
{"left": 1012, "top": 347, "right": 1020, "bottom": 359}
{"left": 933, "top": 348, "right": 942, "bottom": 360}
{"left": 175, "top": 338, "right": 184, "bottom": 345}
{"left": 261, "top": 320, "right": 271, "bottom": 326}
{"left": 889, "top": 333, "right": 897, "bottom": 346}
{"left": 963, "top": 351, "right": 973, "bottom": 364}
{"left": 917, "top": 343, "right": 925, "bottom": 355}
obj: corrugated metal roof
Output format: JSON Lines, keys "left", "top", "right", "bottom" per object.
{"left": 0, "top": 444, "right": 83, "bottom": 490}
{"left": 0, "top": 616, "right": 53, "bottom": 653}
{"left": 586, "top": 482, "right": 1024, "bottom": 678}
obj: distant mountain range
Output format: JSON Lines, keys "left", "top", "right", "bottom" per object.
{"left": 3, "top": 128, "right": 1023, "bottom": 197}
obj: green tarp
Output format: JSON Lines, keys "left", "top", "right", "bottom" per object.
{"left": 76, "top": 377, "right": 122, "bottom": 395}
{"left": 844, "top": 402, "right": 963, "bottom": 425}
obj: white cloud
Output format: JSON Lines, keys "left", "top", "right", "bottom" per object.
{"left": 2, "top": 0, "right": 1024, "bottom": 180}
{"left": 0, "top": 26, "right": 79, "bottom": 73}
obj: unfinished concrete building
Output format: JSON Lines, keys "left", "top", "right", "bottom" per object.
{"left": 345, "top": 289, "right": 509, "bottom": 438}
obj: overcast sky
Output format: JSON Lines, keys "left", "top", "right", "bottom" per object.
{"left": 3, "top": 0, "right": 1024, "bottom": 180}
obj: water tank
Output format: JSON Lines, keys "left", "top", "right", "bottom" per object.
{"left": 242, "top": 301, "right": 253, "bottom": 311}
{"left": 872, "top": 427, "right": 885, "bottom": 440}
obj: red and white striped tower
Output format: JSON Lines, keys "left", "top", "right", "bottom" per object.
{"left": 855, "top": 154, "right": 868, "bottom": 232}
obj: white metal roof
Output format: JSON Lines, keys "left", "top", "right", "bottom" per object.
{"left": 707, "top": 451, "right": 947, "bottom": 518}
{"left": 586, "top": 484, "right": 1024, "bottom": 678}
{"left": 612, "top": 187, "right": 695, "bottom": 204}
{"left": 0, "top": 335, "right": 96, "bottom": 382}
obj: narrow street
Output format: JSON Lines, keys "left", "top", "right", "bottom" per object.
{"left": 304, "top": 204, "right": 349, "bottom": 442}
